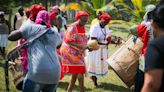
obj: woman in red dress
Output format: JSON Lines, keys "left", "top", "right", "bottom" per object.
{"left": 60, "top": 11, "right": 89, "bottom": 92}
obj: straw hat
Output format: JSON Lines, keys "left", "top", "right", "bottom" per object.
{"left": 87, "top": 40, "right": 99, "bottom": 50}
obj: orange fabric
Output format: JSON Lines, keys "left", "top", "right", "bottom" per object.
{"left": 75, "top": 11, "right": 89, "bottom": 20}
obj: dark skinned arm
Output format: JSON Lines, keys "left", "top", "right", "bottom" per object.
{"left": 8, "top": 30, "right": 22, "bottom": 41}
{"left": 64, "top": 25, "right": 67, "bottom": 30}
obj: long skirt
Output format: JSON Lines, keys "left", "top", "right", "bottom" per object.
{"left": 85, "top": 46, "right": 109, "bottom": 78}
{"left": 0, "top": 34, "right": 8, "bottom": 47}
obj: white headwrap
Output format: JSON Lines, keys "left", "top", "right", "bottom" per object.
{"left": 0, "top": 11, "right": 4, "bottom": 15}
{"left": 143, "top": 5, "right": 156, "bottom": 21}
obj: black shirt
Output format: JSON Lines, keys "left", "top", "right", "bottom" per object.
{"left": 145, "top": 36, "right": 164, "bottom": 92}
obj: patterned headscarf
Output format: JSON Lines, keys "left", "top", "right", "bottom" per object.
{"left": 98, "top": 13, "right": 111, "bottom": 23}
{"left": 35, "top": 10, "right": 50, "bottom": 28}
{"left": 29, "top": 4, "right": 45, "bottom": 21}
{"left": 75, "top": 11, "right": 89, "bottom": 21}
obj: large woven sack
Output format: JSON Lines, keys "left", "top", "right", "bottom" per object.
{"left": 108, "top": 36, "right": 143, "bottom": 87}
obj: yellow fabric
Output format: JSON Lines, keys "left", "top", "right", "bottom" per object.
{"left": 22, "top": 16, "right": 27, "bottom": 23}
{"left": 91, "top": 18, "right": 99, "bottom": 26}
{"left": 96, "top": 9, "right": 105, "bottom": 15}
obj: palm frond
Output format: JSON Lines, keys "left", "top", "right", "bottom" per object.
{"left": 131, "top": 0, "right": 143, "bottom": 10}
{"left": 90, "top": 0, "right": 106, "bottom": 9}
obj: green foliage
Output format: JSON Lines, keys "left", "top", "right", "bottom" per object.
{"left": 89, "top": 0, "right": 106, "bottom": 9}
{"left": 80, "top": 1, "right": 96, "bottom": 22}
{"left": 0, "top": 0, "right": 34, "bottom": 12}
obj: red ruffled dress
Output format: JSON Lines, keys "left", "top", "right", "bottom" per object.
{"left": 60, "top": 22, "right": 88, "bottom": 74}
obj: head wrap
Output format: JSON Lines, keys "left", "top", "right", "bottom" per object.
{"left": 50, "top": 6, "right": 59, "bottom": 14}
{"left": 35, "top": 10, "right": 50, "bottom": 28}
{"left": 0, "top": 11, "right": 4, "bottom": 15}
{"left": 99, "top": 13, "right": 111, "bottom": 23}
{"left": 75, "top": 11, "right": 89, "bottom": 21}
{"left": 29, "top": 4, "right": 45, "bottom": 21}
{"left": 143, "top": 4, "right": 156, "bottom": 21}
{"left": 49, "top": 6, "right": 60, "bottom": 21}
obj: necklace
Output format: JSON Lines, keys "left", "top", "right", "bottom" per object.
{"left": 101, "top": 28, "right": 106, "bottom": 41}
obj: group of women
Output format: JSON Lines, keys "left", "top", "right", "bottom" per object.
{"left": 7, "top": 3, "right": 113, "bottom": 92}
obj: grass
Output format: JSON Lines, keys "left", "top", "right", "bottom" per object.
{"left": 0, "top": 29, "right": 132, "bottom": 92}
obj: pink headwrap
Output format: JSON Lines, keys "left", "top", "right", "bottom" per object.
{"left": 50, "top": 6, "right": 59, "bottom": 14}
{"left": 75, "top": 11, "right": 89, "bottom": 20}
{"left": 49, "top": 6, "right": 59, "bottom": 22}
{"left": 99, "top": 13, "right": 111, "bottom": 23}
{"left": 35, "top": 10, "right": 50, "bottom": 28}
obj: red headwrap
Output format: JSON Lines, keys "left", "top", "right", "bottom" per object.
{"left": 75, "top": 11, "right": 89, "bottom": 21}
{"left": 99, "top": 13, "right": 111, "bottom": 23}
{"left": 49, "top": 6, "right": 59, "bottom": 22}
{"left": 29, "top": 4, "right": 45, "bottom": 21}
{"left": 49, "top": 12, "right": 57, "bottom": 21}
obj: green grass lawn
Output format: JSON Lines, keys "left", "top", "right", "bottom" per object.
{"left": 0, "top": 30, "right": 132, "bottom": 92}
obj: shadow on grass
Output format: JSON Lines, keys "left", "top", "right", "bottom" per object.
{"left": 98, "top": 82, "right": 131, "bottom": 92}
{"left": 58, "top": 81, "right": 92, "bottom": 91}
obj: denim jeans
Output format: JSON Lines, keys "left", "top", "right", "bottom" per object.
{"left": 23, "top": 78, "right": 57, "bottom": 92}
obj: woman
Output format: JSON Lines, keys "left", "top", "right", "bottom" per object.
{"left": 9, "top": 4, "right": 61, "bottom": 92}
{"left": 85, "top": 13, "right": 111, "bottom": 87}
{"left": 14, "top": 7, "right": 26, "bottom": 30}
{"left": 60, "top": 11, "right": 89, "bottom": 92}
{"left": 50, "top": 6, "right": 64, "bottom": 80}
{"left": 0, "top": 11, "right": 10, "bottom": 57}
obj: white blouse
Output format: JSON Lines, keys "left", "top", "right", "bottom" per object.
{"left": 89, "top": 23, "right": 110, "bottom": 44}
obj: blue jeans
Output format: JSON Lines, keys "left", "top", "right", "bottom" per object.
{"left": 23, "top": 78, "right": 57, "bottom": 92}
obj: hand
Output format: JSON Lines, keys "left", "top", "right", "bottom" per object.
{"left": 106, "top": 35, "right": 112, "bottom": 42}
{"left": 115, "top": 37, "right": 123, "bottom": 47}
